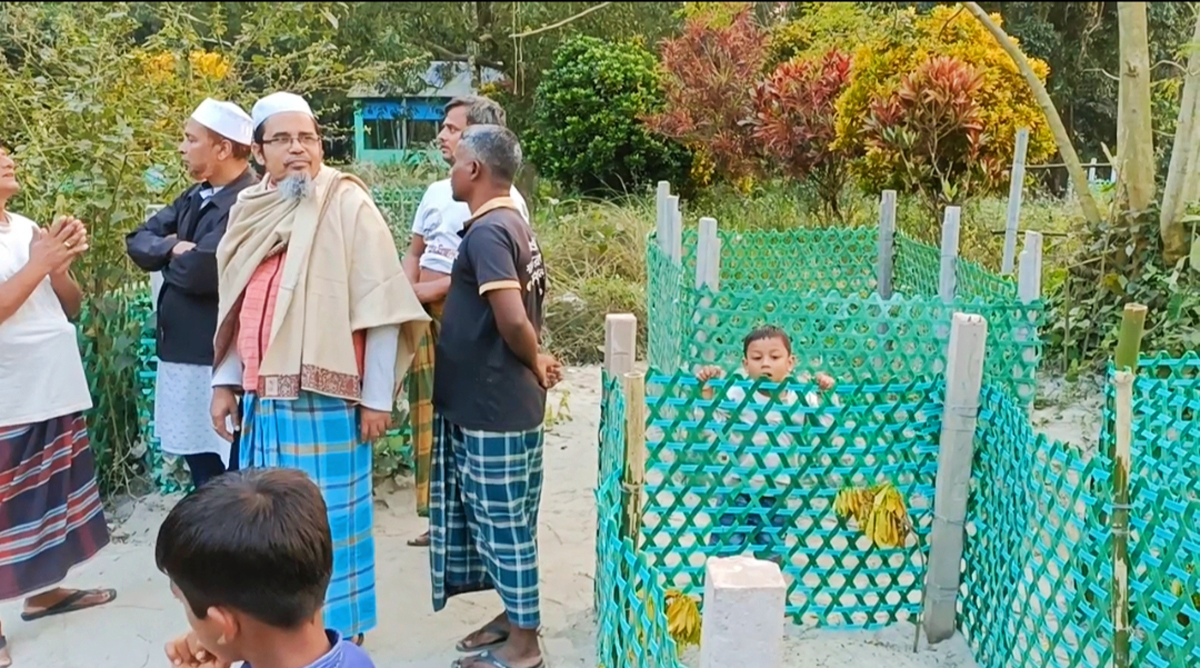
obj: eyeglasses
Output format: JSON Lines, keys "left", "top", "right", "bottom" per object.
{"left": 261, "top": 134, "right": 322, "bottom": 148}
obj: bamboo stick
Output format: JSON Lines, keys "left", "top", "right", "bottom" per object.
{"left": 1111, "top": 302, "right": 1146, "bottom": 668}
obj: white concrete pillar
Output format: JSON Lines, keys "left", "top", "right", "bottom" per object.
{"left": 700, "top": 556, "right": 786, "bottom": 668}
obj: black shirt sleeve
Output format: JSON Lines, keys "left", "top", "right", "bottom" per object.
{"left": 464, "top": 220, "right": 522, "bottom": 295}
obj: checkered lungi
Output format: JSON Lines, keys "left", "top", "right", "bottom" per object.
{"left": 429, "top": 414, "right": 545, "bottom": 630}
{"left": 407, "top": 300, "right": 443, "bottom": 518}
{"left": 239, "top": 391, "right": 376, "bottom": 637}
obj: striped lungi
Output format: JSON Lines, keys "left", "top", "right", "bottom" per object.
{"left": 0, "top": 413, "right": 110, "bottom": 602}
{"left": 429, "top": 414, "right": 545, "bottom": 629}
{"left": 239, "top": 392, "right": 376, "bottom": 637}
{"left": 407, "top": 299, "right": 443, "bottom": 518}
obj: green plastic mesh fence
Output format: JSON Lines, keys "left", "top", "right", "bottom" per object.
{"left": 596, "top": 371, "right": 683, "bottom": 668}
{"left": 371, "top": 185, "right": 427, "bottom": 249}
{"left": 639, "top": 369, "right": 941, "bottom": 626}
{"left": 650, "top": 228, "right": 1045, "bottom": 409}
{"left": 960, "top": 352, "right": 1200, "bottom": 668}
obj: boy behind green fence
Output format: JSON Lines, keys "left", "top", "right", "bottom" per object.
{"left": 694, "top": 326, "right": 836, "bottom": 566}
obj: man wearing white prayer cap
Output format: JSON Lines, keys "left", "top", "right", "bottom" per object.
{"left": 125, "top": 97, "right": 258, "bottom": 491}
{"left": 208, "top": 91, "right": 430, "bottom": 646}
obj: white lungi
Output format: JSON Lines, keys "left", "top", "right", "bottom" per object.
{"left": 153, "top": 361, "right": 230, "bottom": 466}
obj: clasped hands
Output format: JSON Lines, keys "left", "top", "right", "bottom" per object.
{"left": 29, "top": 215, "right": 88, "bottom": 277}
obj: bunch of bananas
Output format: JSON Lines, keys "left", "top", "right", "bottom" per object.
{"left": 833, "top": 482, "right": 911, "bottom": 549}
{"left": 665, "top": 588, "right": 703, "bottom": 648}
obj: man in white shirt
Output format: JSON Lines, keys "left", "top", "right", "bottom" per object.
{"left": 401, "top": 96, "right": 529, "bottom": 548}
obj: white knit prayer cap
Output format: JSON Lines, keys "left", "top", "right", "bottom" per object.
{"left": 250, "top": 92, "right": 316, "bottom": 131}
{"left": 190, "top": 98, "right": 253, "bottom": 145}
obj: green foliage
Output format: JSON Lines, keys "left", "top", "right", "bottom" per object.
{"left": 764, "top": 2, "right": 885, "bottom": 70}
{"left": 1046, "top": 206, "right": 1200, "bottom": 375}
{"left": 752, "top": 49, "right": 854, "bottom": 220}
{"left": 834, "top": 5, "right": 1056, "bottom": 228}
{"left": 525, "top": 36, "right": 692, "bottom": 197}
{"left": 644, "top": 7, "right": 767, "bottom": 189}
{"left": 0, "top": 2, "right": 409, "bottom": 495}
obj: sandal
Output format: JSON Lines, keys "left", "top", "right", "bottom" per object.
{"left": 0, "top": 634, "right": 11, "bottom": 668}
{"left": 452, "top": 649, "right": 544, "bottom": 668}
{"left": 407, "top": 531, "right": 430, "bottom": 547}
{"left": 352, "top": 634, "right": 364, "bottom": 647}
{"left": 20, "top": 588, "right": 117, "bottom": 622}
{"left": 454, "top": 622, "right": 510, "bottom": 653}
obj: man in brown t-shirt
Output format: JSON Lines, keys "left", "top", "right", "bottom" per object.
{"left": 428, "top": 124, "right": 560, "bottom": 668}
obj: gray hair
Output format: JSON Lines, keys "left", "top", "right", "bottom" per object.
{"left": 278, "top": 172, "right": 314, "bottom": 202}
{"left": 445, "top": 95, "right": 507, "bottom": 128}
{"left": 458, "top": 124, "right": 523, "bottom": 184}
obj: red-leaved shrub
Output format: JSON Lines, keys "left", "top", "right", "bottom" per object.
{"left": 860, "top": 55, "right": 1006, "bottom": 220}
{"left": 752, "top": 49, "right": 853, "bottom": 219}
{"left": 643, "top": 7, "right": 766, "bottom": 185}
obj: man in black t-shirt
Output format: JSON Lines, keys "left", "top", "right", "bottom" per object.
{"left": 428, "top": 124, "right": 560, "bottom": 668}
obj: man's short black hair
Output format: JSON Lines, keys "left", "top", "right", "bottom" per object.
{"left": 743, "top": 325, "right": 792, "bottom": 356}
{"left": 155, "top": 468, "right": 333, "bottom": 629}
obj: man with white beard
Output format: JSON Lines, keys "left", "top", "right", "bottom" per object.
{"left": 207, "top": 91, "right": 431, "bottom": 645}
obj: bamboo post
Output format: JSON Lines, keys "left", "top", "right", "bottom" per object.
{"left": 656, "top": 181, "right": 671, "bottom": 254}
{"left": 696, "top": 217, "right": 721, "bottom": 291}
{"left": 1111, "top": 302, "right": 1146, "bottom": 668}
{"left": 621, "top": 370, "right": 647, "bottom": 551}
{"left": 939, "top": 206, "right": 962, "bottom": 304}
{"left": 1002, "top": 128, "right": 1030, "bottom": 274}
{"left": 877, "top": 190, "right": 897, "bottom": 299}
{"left": 923, "top": 312, "right": 989, "bottom": 644}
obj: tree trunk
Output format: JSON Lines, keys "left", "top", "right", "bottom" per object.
{"left": 1116, "top": 2, "right": 1156, "bottom": 213}
{"left": 1159, "top": 7, "right": 1200, "bottom": 265}
{"left": 962, "top": 3, "right": 1103, "bottom": 225}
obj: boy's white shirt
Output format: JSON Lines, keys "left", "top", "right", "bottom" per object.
{"left": 700, "top": 371, "right": 839, "bottom": 491}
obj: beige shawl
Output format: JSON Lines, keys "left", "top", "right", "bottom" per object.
{"left": 214, "top": 165, "right": 431, "bottom": 402}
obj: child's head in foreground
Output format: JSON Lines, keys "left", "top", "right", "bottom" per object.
{"left": 742, "top": 325, "right": 796, "bottom": 383}
{"left": 155, "top": 468, "right": 333, "bottom": 663}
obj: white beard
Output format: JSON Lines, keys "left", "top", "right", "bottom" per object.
{"left": 279, "top": 173, "right": 313, "bottom": 202}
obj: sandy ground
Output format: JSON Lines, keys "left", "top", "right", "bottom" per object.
{"left": 0, "top": 366, "right": 1104, "bottom": 668}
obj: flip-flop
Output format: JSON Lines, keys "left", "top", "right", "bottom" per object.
{"left": 454, "top": 623, "right": 510, "bottom": 653}
{"left": 452, "top": 650, "right": 544, "bottom": 668}
{"left": 0, "top": 634, "right": 11, "bottom": 668}
{"left": 407, "top": 532, "right": 431, "bottom": 547}
{"left": 352, "top": 634, "right": 364, "bottom": 647}
{"left": 20, "top": 588, "right": 117, "bottom": 622}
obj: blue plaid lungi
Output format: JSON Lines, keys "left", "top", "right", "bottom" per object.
{"left": 239, "top": 391, "right": 376, "bottom": 637}
{"left": 429, "top": 414, "right": 545, "bottom": 630}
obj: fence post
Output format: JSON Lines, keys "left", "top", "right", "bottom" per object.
{"left": 145, "top": 204, "right": 167, "bottom": 312}
{"left": 621, "top": 370, "right": 646, "bottom": 553}
{"left": 1111, "top": 303, "right": 1146, "bottom": 668}
{"left": 938, "top": 206, "right": 961, "bottom": 304}
{"left": 1001, "top": 128, "right": 1030, "bottom": 275}
{"left": 1088, "top": 158, "right": 1098, "bottom": 184}
{"left": 604, "top": 313, "right": 638, "bottom": 378}
{"left": 1016, "top": 231, "right": 1044, "bottom": 410}
{"left": 696, "top": 217, "right": 721, "bottom": 291}
{"left": 663, "top": 194, "right": 683, "bottom": 265}
{"left": 923, "top": 312, "right": 988, "bottom": 644}
{"left": 701, "top": 556, "right": 786, "bottom": 668}
{"left": 877, "top": 190, "right": 897, "bottom": 299}
{"left": 656, "top": 181, "right": 671, "bottom": 254}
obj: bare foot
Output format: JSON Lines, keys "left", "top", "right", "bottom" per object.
{"left": 0, "top": 632, "right": 10, "bottom": 668}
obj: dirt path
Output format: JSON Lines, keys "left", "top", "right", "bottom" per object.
{"left": 0, "top": 366, "right": 605, "bottom": 668}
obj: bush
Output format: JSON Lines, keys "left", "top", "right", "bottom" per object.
{"left": 764, "top": 2, "right": 883, "bottom": 71}
{"left": 752, "top": 49, "right": 853, "bottom": 220}
{"left": 524, "top": 35, "right": 692, "bottom": 197}
{"left": 860, "top": 55, "right": 1001, "bottom": 225}
{"left": 834, "top": 6, "right": 1056, "bottom": 225}
{"left": 644, "top": 7, "right": 767, "bottom": 189}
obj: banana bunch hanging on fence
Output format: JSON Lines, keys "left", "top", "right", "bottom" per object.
{"left": 834, "top": 482, "right": 911, "bottom": 549}
{"left": 665, "top": 588, "right": 703, "bottom": 649}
